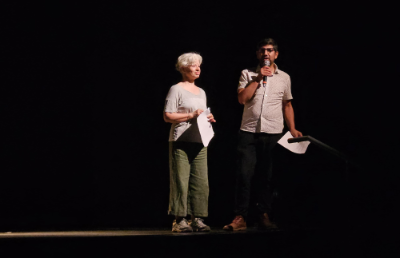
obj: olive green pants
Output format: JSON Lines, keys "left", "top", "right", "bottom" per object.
{"left": 168, "top": 141, "right": 209, "bottom": 217}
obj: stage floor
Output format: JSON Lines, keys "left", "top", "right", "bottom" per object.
{"left": 0, "top": 227, "right": 395, "bottom": 257}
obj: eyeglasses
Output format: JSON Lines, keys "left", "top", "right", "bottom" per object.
{"left": 258, "top": 48, "right": 275, "bottom": 53}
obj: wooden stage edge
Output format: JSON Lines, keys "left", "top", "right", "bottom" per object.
{"left": 0, "top": 228, "right": 284, "bottom": 239}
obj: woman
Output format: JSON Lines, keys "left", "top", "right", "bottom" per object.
{"left": 163, "top": 52, "right": 216, "bottom": 232}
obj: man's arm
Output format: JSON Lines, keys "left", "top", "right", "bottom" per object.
{"left": 282, "top": 100, "right": 302, "bottom": 137}
{"left": 238, "top": 66, "right": 275, "bottom": 105}
{"left": 238, "top": 80, "right": 260, "bottom": 105}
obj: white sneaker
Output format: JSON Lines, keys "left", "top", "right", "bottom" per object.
{"left": 189, "top": 218, "right": 211, "bottom": 232}
{"left": 172, "top": 218, "right": 193, "bottom": 232}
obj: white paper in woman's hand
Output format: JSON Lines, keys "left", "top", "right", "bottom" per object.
{"left": 197, "top": 108, "right": 214, "bottom": 147}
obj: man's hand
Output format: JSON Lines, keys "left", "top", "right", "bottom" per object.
{"left": 256, "top": 66, "right": 274, "bottom": 81}
{"left": 290, "top": 129, "right": 303, "bottom": 138}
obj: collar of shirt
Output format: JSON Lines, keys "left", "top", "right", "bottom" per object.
{"left": 256, "top": 63, "right": 280, "bottom": 74}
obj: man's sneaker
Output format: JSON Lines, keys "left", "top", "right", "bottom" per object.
{"left": 172, "top": 218, "right": 193, "bottom": 232}
{"left": 189, "top": 218, "right": 211, "bottom": 232}
{"left": 223, "top": 215, "right": 247, "bottom": 231}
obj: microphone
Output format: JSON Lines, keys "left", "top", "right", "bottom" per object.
{"left": 263, "top": 60, "right": 270, "bottom": 87}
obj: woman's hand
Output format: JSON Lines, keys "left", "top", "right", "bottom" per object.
{"left": 207, "top": 113, "right": 216, "bottom": 123}
{"left": 189, "top": 109, "right": 204, "bottom": 119}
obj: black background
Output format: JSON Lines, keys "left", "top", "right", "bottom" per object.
{"left": 2, "top": 2, "right": 398, "bottom": 231}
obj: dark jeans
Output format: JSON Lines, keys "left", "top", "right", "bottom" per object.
{"left": 234, "top": 130, "right": 282, "bottom": 219}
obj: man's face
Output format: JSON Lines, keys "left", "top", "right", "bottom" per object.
{"left": 256, "top": 44, "right": 279, "bottom": 65}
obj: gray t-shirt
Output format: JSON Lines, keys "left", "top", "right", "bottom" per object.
{"left": 164, "top": 84, "right": 207, "bottom": 142}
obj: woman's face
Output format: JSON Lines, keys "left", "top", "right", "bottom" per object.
{"left": 182, "top": 60, "right": 201, "bottom": 80}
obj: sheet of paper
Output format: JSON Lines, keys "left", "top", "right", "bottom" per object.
{"left": 277, "top": 131, "right": 310, "bottom": 154}
{"left": 197, "top": 109, "right": 214, "bottom": 147}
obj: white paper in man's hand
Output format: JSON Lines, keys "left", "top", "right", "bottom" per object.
{"left": 197, "top": 109, "right": 214, "bottom": 147}
{"left": 278, "top": 131, "right": 310, "bottom": 154}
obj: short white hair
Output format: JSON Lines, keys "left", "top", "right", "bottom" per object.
{"left": 175, "top": 52, "right": 203, "bottom": 72}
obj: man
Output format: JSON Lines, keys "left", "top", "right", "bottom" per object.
{"left": 223, "top": 38, "right": 302, "bottom": 231}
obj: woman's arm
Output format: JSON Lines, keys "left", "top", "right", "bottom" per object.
{"left": 164, "top": 109, "right": 204, "bottom": 123}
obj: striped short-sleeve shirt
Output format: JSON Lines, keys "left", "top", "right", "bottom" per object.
{"left": 238, "top": 65, "right": 292, "bottom": 134}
